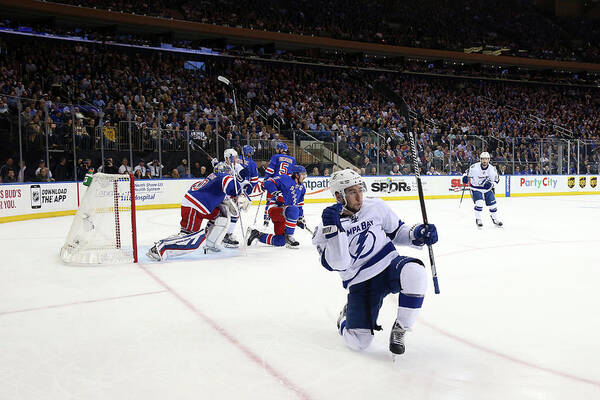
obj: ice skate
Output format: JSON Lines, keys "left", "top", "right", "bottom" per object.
{"left": 337, "top": 304, "right": 347, "bottom": 335}
{"left": 491, "top": 216, "right": 503, "bottom": 227}
{"left": 475, "top": 218, "right": 483, "bottom": 228}
{"left": 389, "top": 320, "right": 407, "bottom": 355}
{"left": 222, "top": 233, "right": 239, "bottom": 248}
{"left": 203, "top": 244, "right": 222, "bottom": 254}
{"left": 246, "top": 228, "right": 261, "bottom": 246}
{"left": 147, "top": 244, "right": 162, "bottom": 261}
{"left": 285, "top": 234, "right": 299, "bottom": 249}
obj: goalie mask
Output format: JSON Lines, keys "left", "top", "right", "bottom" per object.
{"left": 329, "top": 169, "right": 366, "bottom": 205}
{"left": 214, "top": 161, "right": 232, "bottom": 174}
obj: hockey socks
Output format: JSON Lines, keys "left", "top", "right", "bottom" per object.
{"left": 258, "top": 233, "right": 286, "bottom": 247}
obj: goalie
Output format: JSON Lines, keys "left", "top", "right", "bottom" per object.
{"left": 147, "top": 162, "right": 251, "bottom": 261}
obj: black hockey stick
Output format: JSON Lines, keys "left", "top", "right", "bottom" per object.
{"left": 459, "top": 170, "right": 469, "bottom": 208}
{"left": 374, "top": 81, "right": 440, "bottom": 294}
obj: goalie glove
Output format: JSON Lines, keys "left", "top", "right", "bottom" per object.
{"left": 236, "top": 193, "right": 251, "bottom": 212}
{"left": 220, "top": 197, "right": 239, "bottom": 217}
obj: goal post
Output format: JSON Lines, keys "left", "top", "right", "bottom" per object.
{"left": 61, "top": 173, "right": 138, "bottom": 264}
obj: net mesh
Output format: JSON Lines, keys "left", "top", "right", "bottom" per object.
{"left": 60, "top": 173, "right": 136, "bottom": 264}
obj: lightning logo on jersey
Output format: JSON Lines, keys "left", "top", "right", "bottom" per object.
{"left": 313, "top": 198, "right": 416, "bottom": 288}
{"left": 349, "top": 230, "right": 376, "bottom": 262}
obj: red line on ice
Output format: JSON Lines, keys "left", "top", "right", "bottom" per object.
{"left": 427, "top": 240, "right": 600, "bottom": 388}
{"left": 0, "top": 290, "right": 166, "bottom": 316}
{"left": 138, "top": 263, "right": 312, "bottom": 400}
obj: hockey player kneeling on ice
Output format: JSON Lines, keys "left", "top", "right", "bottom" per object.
{"left": 312, "top": 169, "right": 438, "bottom": 355}
{"left": 462, "top": 152, "right": 502, "bottom": 228}
{"left": 247, "top": 164, "right": 306, "bottom": 249}
{"left": 263, "top": 141, "right": 297, "bottom": 227}
{"left": 147, "top": 162, "right": 250, "bottom": 261}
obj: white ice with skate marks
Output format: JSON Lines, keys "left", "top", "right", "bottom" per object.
{"left": 1, "top": 195, "right": 600, "bottom": 400}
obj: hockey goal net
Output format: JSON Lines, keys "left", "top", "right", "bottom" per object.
{"left": 61, "top": 173, "right": 138, "bottom": 264}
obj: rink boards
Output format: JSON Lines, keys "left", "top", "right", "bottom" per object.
{"left": 1, "top": 174, "right": 598, "bottom": 223}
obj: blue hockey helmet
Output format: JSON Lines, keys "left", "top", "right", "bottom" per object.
{"left": 242, "top": 145, "right": 255, "bottom": 157}
{"left": 276, "top": 141, "right": 288, "bottom": 152}
{"left": 291, "top": 164, "right": 307, "bottom": 177}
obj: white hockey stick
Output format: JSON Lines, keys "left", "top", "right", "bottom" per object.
{"left": 253, "top": 190, "right": 265, "bottom": 226}
{"left": 228, "top": 156, "right": 248, "bottom": 256}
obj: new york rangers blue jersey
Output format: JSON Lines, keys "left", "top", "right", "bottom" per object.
{"left": 239, "top": 155, "right": 259, "bottom": 189}
{"left": 182, "top": 172, "right": 240, "bottom": 214}
{"left": 263, "top": 174, "right": 305, "bottom": 215}
{"left": 312, "top": 198, "right": 418, "bottom": 288}
{"left": 265, "top": 154, "right": 296, "bottom": 178}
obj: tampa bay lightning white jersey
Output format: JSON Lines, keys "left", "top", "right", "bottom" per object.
{"left": 312, "top": 198, "right": 418, "bottom": 288}
{"left": 465, "top": 162, "right": 499, "bottom": 192}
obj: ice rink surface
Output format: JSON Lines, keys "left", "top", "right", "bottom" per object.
{"left": 1, "top": 194, "right": 600, "bottom": 400}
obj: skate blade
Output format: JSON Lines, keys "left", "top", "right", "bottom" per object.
{"left": 223, "top": 243, "right": 239, "bottom": 248}
{"left": 146, "top": 252, "right": 162, "bottom": 261}
{"left": 285, "top": 244, "right": 300, "bottom": 249}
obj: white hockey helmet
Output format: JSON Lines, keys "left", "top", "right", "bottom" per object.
{"left": 224, "top": 148, "right": 238, "bottom": 164}
{"left": 329, "top": 169, "right": 366, "bottom": 204}
{"left": 480, "top": 152, "right": 491, "bottom": 160}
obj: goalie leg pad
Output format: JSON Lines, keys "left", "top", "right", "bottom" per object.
{"left": 205, "top": 216, "right": 229, "bottom": 251}
{"left": 155, "top": 230, "right": 207, "bottom": 260}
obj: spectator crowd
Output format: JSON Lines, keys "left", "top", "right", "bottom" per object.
{"left": 1, "top": 35, "right": 599, "bottom": 183}
{"left": 52, "top": 0, "right": 600, "bottom": 63}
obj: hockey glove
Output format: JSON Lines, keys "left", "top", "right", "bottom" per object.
{"left": 321, "top": 203, "right": 344, "bottom": 239}
{"left": 239, "top": 180, "right": 253, "bottom": 196}
{"left": 461, "top": 175, "right": 469, "bottom": 184}
{"left": 410, "top": 224, "right": 438, "bottom": 246}
{"left": 482, "top": 179, "right": 493, "bottom": 191}
{"left": 271, "top": 191, "right": 284, "bottom": 205}
{"left": 297, "top": 216, "right": 306, "bottom": 229}
{"left": 236, "top": 193, "right": 251, "bottom": 211}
